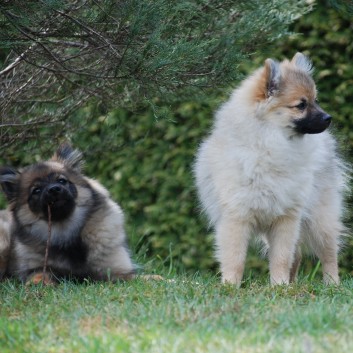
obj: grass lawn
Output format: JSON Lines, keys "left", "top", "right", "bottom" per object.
{"left": 1, "top": 272, "right": 352, "bottom": 353}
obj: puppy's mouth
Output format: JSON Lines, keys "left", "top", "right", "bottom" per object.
{"left": 47, "top": 199, "right": 69, "bottom": 208}
{"left": 42, "top": 185, "right": 75, "bottom": 221}
{"left": 43, "top": 199, "right": 75, "bottom": 222}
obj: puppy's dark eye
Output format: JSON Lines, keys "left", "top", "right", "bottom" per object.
{"left": 57, "top": 178, "right": 67, "bottom": 185}
{"left": 32, "top": 187, "right": 41, "bottom": 195}
{"left": 296, "top": 100, "right": 307, "bottom": 110}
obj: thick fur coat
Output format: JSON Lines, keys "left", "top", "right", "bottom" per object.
{"left": 194, "top": 53, "right": 347, "bottom": 285}
{"left": 0, "top": 144, "right": 135, "bottom": 283}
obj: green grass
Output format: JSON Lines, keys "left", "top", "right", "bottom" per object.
{"left": 1, "top": 273, "right": 352, "bottom": 353}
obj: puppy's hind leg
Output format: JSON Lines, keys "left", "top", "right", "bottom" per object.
{"left": 215, "top": 217, "right": 251, "bottom": 286}
{"left": 289, "top": 246, "right": 302, "bottom": 283}
{"left": 307, "top": 222, "right": 341, "bottom": 285}
{"left": 305, "top": 193, "right": 342, "bottom": 285}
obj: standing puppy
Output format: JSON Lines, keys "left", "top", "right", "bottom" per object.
{"left": 0, "top": 144, "right": 135, "bottom": 284}
{"left": 194, "top": 53, "right": 347, "bottom": 285}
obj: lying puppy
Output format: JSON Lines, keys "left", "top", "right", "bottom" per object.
{"left": 0, "top": 144, "right": 136, "bottom": 284}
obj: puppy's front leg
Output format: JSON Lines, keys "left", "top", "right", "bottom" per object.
{"left": 25, "top": 271, "right": 56, "bottom": 286}
{"left": 215, "top": 217, "right": 250, "bottom": 286}
{"left": 268, "top": 214, "right": 301, "bottom": 285}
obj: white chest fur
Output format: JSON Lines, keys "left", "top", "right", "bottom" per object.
{"left": 196, "top": 124, "right": 330, "bottom": 226}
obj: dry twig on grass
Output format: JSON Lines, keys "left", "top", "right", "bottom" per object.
{"left": 42, "top": 204, "right": 52, "bottom": 279}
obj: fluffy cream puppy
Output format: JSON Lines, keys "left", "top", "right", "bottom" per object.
{"left": 194, "top": 53, "right": 347, "bottom": 285}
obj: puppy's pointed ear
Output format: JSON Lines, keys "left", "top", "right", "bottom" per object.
{"left": 51, "top": 143, "right": 84, "bottom": 172}
{"left": 264, "top": 58, "right": 281, "bottom": 97}
{"left": 0, "top": 167, "right": 19, "bottom": 202}
{"left": 291, "top": 52, "right": 313, "bottom": 74}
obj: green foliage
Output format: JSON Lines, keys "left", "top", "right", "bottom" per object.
{"left": 328, "top": 0, "right": 353, "bottom": 15}
{"left": 0, "top": 0, "right": 312, "bottom": 149}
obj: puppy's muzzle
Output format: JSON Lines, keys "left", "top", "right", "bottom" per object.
{"left": 321, "top": 113, "right": 332, "bottom": 127}
{"left": 49, "top": 185, "right": 63, "bottom": 195}
{"left": 294, "top": 109, "right": 332, "bottom": 134}
{"left": 42, "top": 183, "right": 75, "bottom": 221}
{"left": 47, "top": 184, "right": 65, "bottom": 203}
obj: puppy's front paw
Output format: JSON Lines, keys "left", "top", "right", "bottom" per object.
{"left": 138, "top": 274, "right": 164, "bottom": 281}
{"left": 26, "top": 272, "right": 55, "bottom": 286}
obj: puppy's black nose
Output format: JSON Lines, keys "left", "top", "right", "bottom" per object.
{"left": 48, "top": 185, "right": 62, "bottom": 194}
{"left": 323, "top": 114, "right": 332, "bottom": 127}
